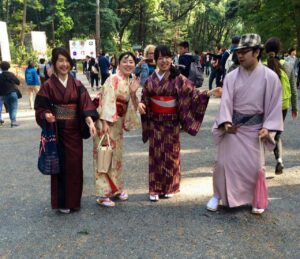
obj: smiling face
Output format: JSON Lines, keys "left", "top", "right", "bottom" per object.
{"left": 55, "top": 54, "right": 71, "bottom": 77}
{"left": 156, "top": 54, "right": 172, "bottom": 73}
{"left": 119, "top": 55, "right": 136, "bottom": 76}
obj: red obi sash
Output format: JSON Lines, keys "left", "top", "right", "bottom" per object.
{"left": 150, "top": 96, "right": 177, "bottom": 113}
{"left": 116, "top": 96, "right": 128, "bottom": 117}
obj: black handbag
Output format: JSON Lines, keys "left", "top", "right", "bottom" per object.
{"left": 15, "top": 88, "right": 22, "bottom": 99}
{"left": 38, "top": 122, "right": 60, "bottom": 175}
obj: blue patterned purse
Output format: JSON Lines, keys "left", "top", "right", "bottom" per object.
{"left": 38, "top": 122, "right": 60, "bottom": 175}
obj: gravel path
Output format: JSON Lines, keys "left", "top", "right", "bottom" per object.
{"left": 0, "top": 74, "right": 299, "bottom": 258}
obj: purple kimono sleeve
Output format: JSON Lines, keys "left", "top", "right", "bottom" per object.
{"left": 140, "top": 81, "right": 151, "bottom": 143}
{"left": 177, "top": 76, "right": 209, "bottom": 136}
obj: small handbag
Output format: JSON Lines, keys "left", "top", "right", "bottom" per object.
{"left": 38, "top": 122, "right": 60, "bottom": 175}
{"left": 97, "top": 133, "right": 113, "bottom": 173}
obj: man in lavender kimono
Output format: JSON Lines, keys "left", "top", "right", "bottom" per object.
{"left": 207, "top": 34, "right": 283, "bottom": 214}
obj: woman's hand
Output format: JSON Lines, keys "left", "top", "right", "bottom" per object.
{"left": 101, "top": 120, "right": 110, "bottom": 134}
{"left": 292, "top": 111, "right": 298, "bottom": 120}
{"left": 208, "top": 87, "right": 222, "bottom": 98}
{"left": 85, "top": 117, "right": 97, "bottom": 137}
{"left": 45, "top": 113, "right": 56, "bottom": 123}
{"left": 130, "top": 76, "right": 140, "bottom": 94}
{"left": 138, "top": 103, "right": 146, "bottom": 114}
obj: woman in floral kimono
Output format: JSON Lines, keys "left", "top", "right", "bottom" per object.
{"left": 138, "top": 45, "right": 221, "bottom": 201}
{"left": 93, "top": 52, "right": 140, "bottom": 207}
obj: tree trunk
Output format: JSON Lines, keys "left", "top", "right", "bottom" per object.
{"left": 95, "top": 0, "right": 101, "bottom": 55}
{"left": 20, "top": 0, "right": 27, "bottom": 46}
{"left": 5, "top": 0, "right": 9, "bottom": 23}
{"left": 292, "top": 0, "right": 300, "bottom": 49}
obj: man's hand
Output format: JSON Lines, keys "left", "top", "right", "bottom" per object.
{"left": 292, "top": 111, "right": 298, "bottom": 120}
{"left": 224, "top": 122, "right": 237, "bottom": 134}
{"left": 258, "top": 128, "right": 269, "bottom": 139}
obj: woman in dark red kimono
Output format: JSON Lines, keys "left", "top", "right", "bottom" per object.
{"left": 35, "top": 48, "right": 98, "bottom": 214}
{"left": 139, "top": 45, "right": 221, "bottom": 202}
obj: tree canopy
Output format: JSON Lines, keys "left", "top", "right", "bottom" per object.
{"left": 0, "top": 0, "right": 299, "bottom": 61}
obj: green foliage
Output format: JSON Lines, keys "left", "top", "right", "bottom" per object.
{"left": 1, "top": 0, "right": 299, "bottom": 60}
{"left": 10, "top": 43, "right": 38, "bottom": 66}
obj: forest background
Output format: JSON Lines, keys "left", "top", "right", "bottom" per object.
{"left": 0, "top": 0, "right": 299, "bottom": 64}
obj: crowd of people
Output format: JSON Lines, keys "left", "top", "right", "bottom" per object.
{"left": 0, "top": 32, "right": 299, "bottom": 216}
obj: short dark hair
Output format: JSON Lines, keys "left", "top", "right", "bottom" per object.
{"left": 27, "top": 60, "right": 35, "bottom": 68}
{"left": 288, "top": 47, "right": 296, "bottom": 54}
{"left": 39, "top": 58, "right": 45, "bottom": 64}
{"left": 232, "top": 36, "right": 240, "bottom": 45}
{"left": 0, "top": 61, "right": 10, "bottom": 71}
{"left": 118, "top": 52, "right": 137, "bottom": 65}
{"left": 51, "top": 47, "right": 73, "bottom": 72}
{"left": 179, "top": 41, "right": 189, "bottom": 49}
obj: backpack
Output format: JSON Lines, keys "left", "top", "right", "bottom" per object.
{"left": 91, "top": 65, "right": 98, "bottom": 74}
{"left": 225, "top": 50, "right": 233, "bottom": 72}
{"left": 188, "top": 61, "right": 204, "bottom": 88}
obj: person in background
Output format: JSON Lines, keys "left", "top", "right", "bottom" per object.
{"left": 44, "top": 60, "right": 53, "bottom": 81}
{"left": 0, "top": 61, "right": 20, "bottom": 127}
{"left": 110, "top": 54, "right": 117, "bottom": 74}
{"left": 83, "top": 55, "right": 91, "bottom": 85}
{"left": 98, "top": 52, "right": 110, "bottom": 86}
{"left": 265, "top": 37, "right": 298, "bottom": 175}
{"left": 70, "top": 59, "right": 77, "bottom": 79}
{"left": 25, "top": 60, "right": 40, "bottom": 109}
{"left": 178, "top": 41, "right": 194, "bottom": 78}
{"left": 37, "top": 58, "right": 46, "bottom": 84}
{"left": 35, "top": 47, "right": 98, "bottom": 214}
{"left": 0, "top": 67, "right": 3, "bottom": 127}
{"left": 89, "top": 57, "right": 100, "bottom": 90}
{"left": 135, "top": 44, "right": 156, "bottom": 87}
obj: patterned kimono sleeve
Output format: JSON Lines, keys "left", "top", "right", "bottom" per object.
{"left": 34, "top": 82, "right": 52, "bottom": 127}
{"left": 141, "top": 79, "right": 151, "bottom": 143}
{"left": 124, "top": 96, "right": 141, "bottom": 131}
{"left": 177, "top": 76, "right": 210, "bottom": 136}
{"left": 99, "top": 76, "right": 118, "bottom": 123}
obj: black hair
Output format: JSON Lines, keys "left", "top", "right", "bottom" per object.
{"left": 179, "top": 41, "right": 189, "bottom": 49}
{"left": 27, "top": 60, "right": 34, "bottom": 68}
{"left": 265, "top": 37, "right": 283, "bottom": 78}
{"left": 0, "top": 61, "right": 10, "bottom": 71}
{"left": 288, "top": 47, "right": 296, "bottom": 55}
{"left": 39, "top": 58, "right": 45, "bottom": 64}
{"left": 118, "top": 51, "right": 137, "bottom": 65}
{"left": 154, "top": 45, "right": 180, "bottom": 80}
{"left": 51, "top": 47, "right": 73, "bottom": 73}
{"left": 90, "top": 57, "right": 96, "bottom": 65}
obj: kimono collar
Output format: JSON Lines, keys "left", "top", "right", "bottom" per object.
{"left": 54, "top": 73, "right": 69, "bottom": 88}
{"left": 117, "top": 70, "right": 131, "bottom": 81}
{"left": 155, "top": 70, "right": 166, "bottom": 81}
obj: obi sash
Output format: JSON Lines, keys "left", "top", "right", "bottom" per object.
{"left": 116, "top": 96, "right": 128, "bottom": 117}
{"left": 232, "top": 111, "right": 264, "bottom": 126}
{"left": 54, "top": 104, "right": 78, "bottom": 120}
{"left": 150, "top": 96, "right": 177, "bottom": 114}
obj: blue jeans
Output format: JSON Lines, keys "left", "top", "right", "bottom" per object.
{"left": 0, "top": 96, "right": 3, "bottom": 120}
{"left": 208, "top": 69, "right": 216, "bottom": 90}
{"left": 2, "top": 92, "right": 18, "bottom": 123}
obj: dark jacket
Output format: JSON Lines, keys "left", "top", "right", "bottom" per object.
{"left": 0, "top": 71, "right": 20, "bottom": 96}
{"left": 178, "top": 53, "right": 195, "bottom": 78}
